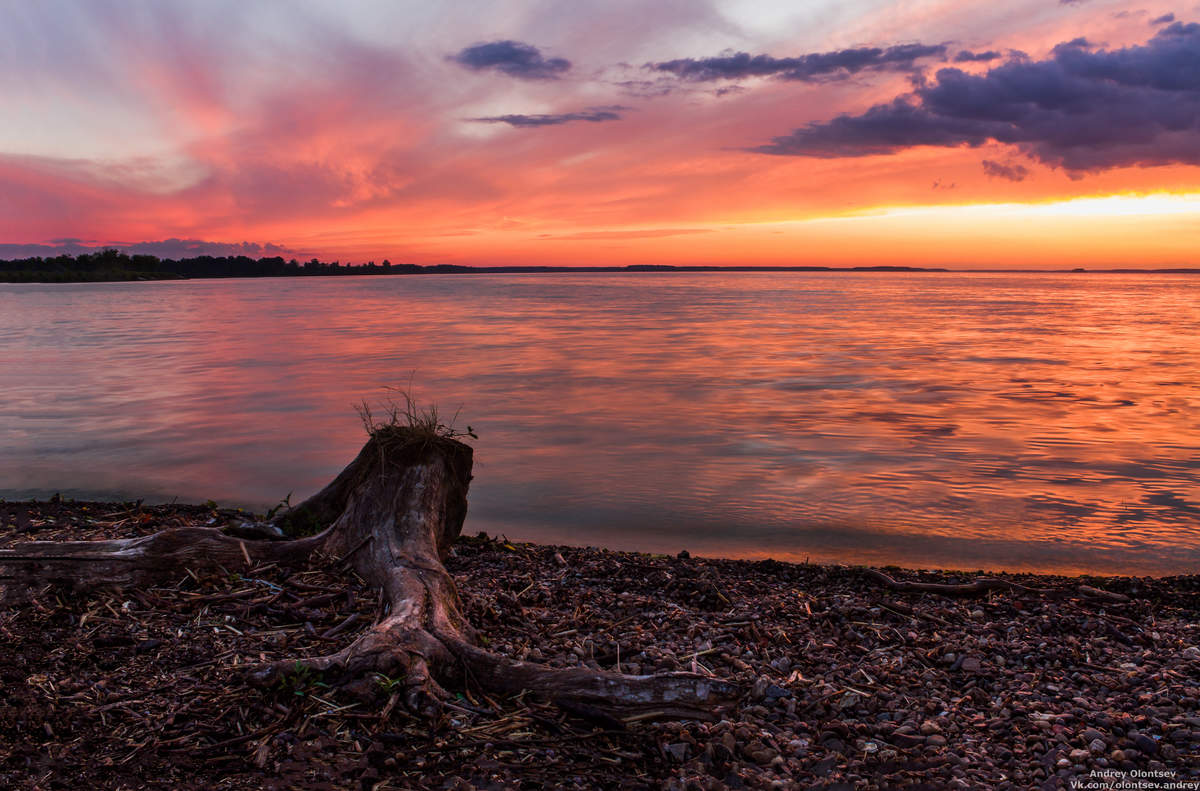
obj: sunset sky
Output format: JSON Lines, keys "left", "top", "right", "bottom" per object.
{"left": 4, "top": 0, "right": 1200, "bottom": 268}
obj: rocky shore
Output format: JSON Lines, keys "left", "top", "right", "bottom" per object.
{"left": 1, "top": 499, "right": 1198, "bottom": 789}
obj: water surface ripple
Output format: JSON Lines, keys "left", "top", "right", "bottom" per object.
{"left": 1, "top": 272, "right": 1197, "bottom": 575}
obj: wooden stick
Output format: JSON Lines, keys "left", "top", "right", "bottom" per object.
{"left": 863, "top": 569, "right": 1129, "bottom": 603}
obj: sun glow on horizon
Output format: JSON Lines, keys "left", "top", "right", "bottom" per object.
{"left": 827, "top": 192, "right": 1200, "bottom": 223}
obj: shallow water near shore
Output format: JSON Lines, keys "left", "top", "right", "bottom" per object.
{"left": 1, "top": 271, "right": 1197, "bottom": 575}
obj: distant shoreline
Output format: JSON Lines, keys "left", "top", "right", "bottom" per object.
{"left": 2, "top": 251, "right": 1199, "bottom": 283}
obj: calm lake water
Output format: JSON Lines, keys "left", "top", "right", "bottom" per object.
{"left": 1, "top": 272, "right": 1197, "bottom": 575}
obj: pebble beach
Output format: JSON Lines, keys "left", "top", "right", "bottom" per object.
{"left": 1, "top": 499, "right": 1198, "bottom": 789}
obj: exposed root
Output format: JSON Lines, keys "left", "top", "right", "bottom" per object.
{"left": 248, "top": 623, "right": 739, "bottom": 722}
{"left": 0, "top": 527, "right": 323, "bottom": 605}
{"left": 448, "top": 639, "right": 741, "bottom": 722}
{"left": 250, "top": 617, "right": 456, "bottom": 717}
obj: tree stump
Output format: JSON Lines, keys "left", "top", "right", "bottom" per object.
{"left": 0, "top": 427, "right": 738, "bottom": 720}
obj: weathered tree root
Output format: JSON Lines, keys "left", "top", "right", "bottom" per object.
{"left": 1, "top": 428, "right": 741, "bottom": 721}
{"left": 0, "top": 527, "right": 322, "bottom": 605}
{"left": 863, "top": 568, "right": 1130, "bottom": 603}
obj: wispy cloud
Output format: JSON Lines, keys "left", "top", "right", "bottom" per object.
{"left": 981, "top": 159, "right": 1030, "bottom": 181}
{"left": 448, "top": 40, "right": 571, "bottom": 80}
{"left": 647, "top": 43, "right": 947, "bottom": 83}
{"left": 468, "top": 105, "right": 627, "bottom": 127}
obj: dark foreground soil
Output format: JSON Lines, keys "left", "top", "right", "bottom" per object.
{"left": 1, "top": 499, "right": 1198, "bottom": 790}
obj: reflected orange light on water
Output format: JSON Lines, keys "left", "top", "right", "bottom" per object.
{"left": 0, "top": 272, "right": 1197, "bottom": 575}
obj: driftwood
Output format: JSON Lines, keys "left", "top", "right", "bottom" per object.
{"left": 0, "top": 428, "right": 738, "bottom": 720}
{"left": 863, "top": 568, "right": 1130, "bottom": 603}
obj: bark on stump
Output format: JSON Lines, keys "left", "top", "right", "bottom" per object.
{"left": 0, "top": 427, "right": 738, "bottom": 720}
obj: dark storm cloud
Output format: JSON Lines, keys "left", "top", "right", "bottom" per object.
{"left": 468, "top": 105, "right": 627, "bottom": 127}
{"left": 448, "top": 40, "right": 571, "bottom": 80}
{"left": 1152, "top": 13, "right": 1176, "bottom": 25}
{"left": 981, "top": 159, "right": 1031, "bottom": 181}
{"left": 646, "top": 43, "right": 946, "bottom": 83}
{"left": 954, "top": 49, "right": 1002, "bottom": 62}
{"left": 752, "top": 23, "right": 1200, "bottom": 172}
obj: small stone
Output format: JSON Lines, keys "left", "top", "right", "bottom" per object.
{"left": 750, "top": 747, "right": 777, "bottom": 765}
{"left": 677, "top": 549, "right": 690, "bottom": 559}
{"left": 1082, "top": 728, "right": 1105, "bottom": 745}
{"left": 821, "top": 736, "right": 846, "bottom": 754}
{"left": 891, "top": 732, "right": 925, "bottom": 748}
{"left": 1132, "top": 734, "right": 1158, "bottom": 755}
{"left": 959, "top": 656, "right": 983, "bottom": 673}
{"left": 925, "top": 734, "right": 947, "bottom": 747}
{"left": 786, "top": 738, "right": 809, "bottom": 757}
{"left": 969, "top": 609, "right": 985, "bottom": 620}
{"left": 744, "top": 741, "right": 777, "bottom": 765}
{"left": 1069, "top": 748, "right": 1089, "bottom": 763}
{"left": 1089, "top": 739, "right": 1106, "bottom": 755}
{"left": 1110, "top": 749, "right": 1126, "bottom": 762}
{"left": 920, "top": 720, "right": 941, "bottom": 736}
{"left": 665, "top": 742, "right": 689, "bottom": 762}
{"left": 763, "top": 683, "right": 792, "bottom": 701}
{"left": 1182, "top": 646, "right": 1200, "bottom": 660}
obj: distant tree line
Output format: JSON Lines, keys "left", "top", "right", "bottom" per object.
{"left": 0, "top": 250, "right": 972, "bottom": 283}
{"left": 0, "top": 249, "right": 427, "bottom": 283}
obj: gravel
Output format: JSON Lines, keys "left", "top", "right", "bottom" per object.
{"left": 1, "top": 499, "right": 1198, "bottom": 789}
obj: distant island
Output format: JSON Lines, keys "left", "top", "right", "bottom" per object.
{"left": 1, "top": 250, "right": 1196, "bottom": 282}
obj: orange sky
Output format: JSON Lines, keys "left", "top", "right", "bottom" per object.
{"left": 3, "top": 0, "right": 1200, "bottom": 268}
